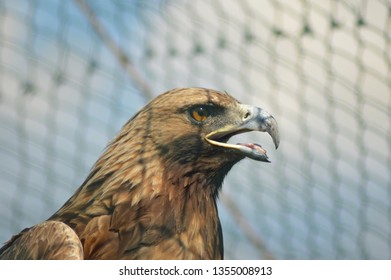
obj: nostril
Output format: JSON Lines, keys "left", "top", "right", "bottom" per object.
{"left": 243, "top": 111, "right": 251, "bottom": 120}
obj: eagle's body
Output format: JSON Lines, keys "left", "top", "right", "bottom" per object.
{"left": 0, "top": 88, "right": 279, "bottom": 260}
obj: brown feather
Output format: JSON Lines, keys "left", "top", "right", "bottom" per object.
{"left": 0, "top": 221, "right": 83, "bottom": 259}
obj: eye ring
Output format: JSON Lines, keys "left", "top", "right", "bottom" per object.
{"left": 190, "top": 106, "right": 210, "bottom": 122}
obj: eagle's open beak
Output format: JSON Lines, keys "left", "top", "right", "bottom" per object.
{"left": 205, "top": 104, "right": 279, "bottom": 162}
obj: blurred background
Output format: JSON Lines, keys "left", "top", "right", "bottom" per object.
{"left": 0, "top": 0, "right": 390, "bottom": 259}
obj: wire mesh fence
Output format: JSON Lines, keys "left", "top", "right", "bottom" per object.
{"left": 0, "top": 0, "right": 390, "bottom": 259}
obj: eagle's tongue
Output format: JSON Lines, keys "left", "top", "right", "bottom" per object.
{"left": 237, "top": 143, "right": 270, "bottom": 162}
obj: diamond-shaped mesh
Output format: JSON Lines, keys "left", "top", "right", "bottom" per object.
{"left": 0, "top": 0, "right": 390, "bottom": 259}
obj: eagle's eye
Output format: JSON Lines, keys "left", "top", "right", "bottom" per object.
{"left": 190, "top": 106, "right": 210, "bottom": 122}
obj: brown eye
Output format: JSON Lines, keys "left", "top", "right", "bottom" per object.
{"left": 191, "top": 106, "right": 209, "bottom": 122}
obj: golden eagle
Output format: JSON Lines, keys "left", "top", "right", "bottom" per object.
{"left": 0, "top": 88, "right": 279, "bottom": 259}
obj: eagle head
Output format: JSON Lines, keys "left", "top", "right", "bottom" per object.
{"left": 128, "top": 88, "right": 279, "bottom": 182}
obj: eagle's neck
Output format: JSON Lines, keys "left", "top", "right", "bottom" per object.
{"left": 162, "top": 167, "right": 224, "bottom": 259}
{"left": 50, "top": 144, "right": 226, "bottom": 259}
